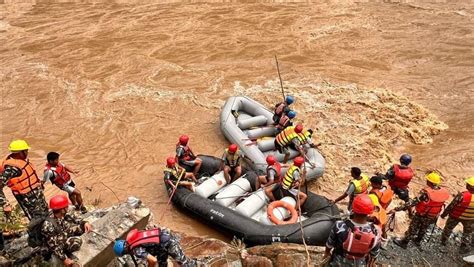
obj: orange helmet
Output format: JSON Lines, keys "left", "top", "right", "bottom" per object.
{"left": 166, "top": 157, "right": 176, "bottom": 167}
{"left": 352, "top": 194, "right": 375, "bottom": 215}
{"left": 228, "top": 144, "right": 238, "bottom": 154}
{"left": 49, "top": 195, "right": 69, "bottom": 210}
{"left": 266, "top": 155, "right": 276, "bottom": 166}
{"left": 179, "top": 135, "right": 189, "bottom": 145}
{"left": 295, "top": 124, "right": 303, "bottom": 134}
{"left": 293, "top": 156, "right": 304, "bottom": 167}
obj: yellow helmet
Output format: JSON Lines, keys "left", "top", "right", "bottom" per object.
{"left": 368, "top": 194, "right": 380, "bottom": 207}
{"left": 426, "top": 171, "right": 441, "bottom": 185}
{"left": 8, "top": 139, "right": 30, "bottom": 152}
{"left": 465, "top": 176, "right": 474, "bottom": 187}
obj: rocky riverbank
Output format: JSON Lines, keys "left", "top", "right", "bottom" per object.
{"left": 2, "top": 198, "right": 472, "bottom": 266}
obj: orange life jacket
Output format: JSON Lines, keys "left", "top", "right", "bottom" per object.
{"left": 126, "top": 229, "right": 161, "bottom": 250}
{"left": 175, "top": 143, "right": 194, "bottom": 161}
{"left": 274, "top": 102, "right": 286, "bottom": 117}
{"left": 267, "top": 162, "right": 282, "bottom": 182}
{"left": 2, "top": 156, "right": 41, "bottom": 195}
{"left": 275, "top": 126, "right": 298, "bottom": 147}
{"left": 415, "top": 187, "right": 450, "bottom": 218}
{"left": 450, "top": 191, "right": 474, "bottom": 220}
{"left": 389, "top": 164, "right": 414, "bottom": 189}
{"left": 369, "top": 186, "right": 394, "bottom": 210}
{"left": 342, "top": 220, "right": 380, "bottom": 260}
{"left": 371, "top": 206, "right": 388, "bottom": 228}
{"left": 276, "top": 115, "right": 291, "bottom": 130}
{"left": 44, "top": 162, "right": 71, "bottom": 187}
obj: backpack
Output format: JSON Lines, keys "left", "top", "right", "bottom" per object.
{"left": 27, "top": 215, "right": 58, "bottom": 248}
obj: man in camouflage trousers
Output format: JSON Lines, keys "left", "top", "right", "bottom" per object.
{"left": 391, "top": 172, "right": 450, "bottom": 248}
{"left": 440, "top": 177, "right": 474, "bottom": 254}
{"left": 42, "top": 195, "right": 92, "bottom": 266}
{"left": 0, "top": 140, "right": 48, "bottom": 220}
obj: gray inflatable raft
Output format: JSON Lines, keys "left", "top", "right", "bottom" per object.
{"left": 220, "top": 96, "right": 325, "bottom": 181}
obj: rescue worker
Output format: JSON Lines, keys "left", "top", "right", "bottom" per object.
{"left": 41, "top": 195, "right": 92, "bottom": 266}
{"left": 391, "top": 172, "right": 450, "bottom": 248}
{"left": 440, "top": 176, "right": 474, "bottom": 253}
{"left": 333, "top": 167, "right": 370, "bottom": 211}
{"left": 43, "top": 152, "right": 86, "bottom": 213}
{"left": 296, "top": 128, "right": 318, "bottom": 149}
{"left": 256, "top": 155, "right": 282, "bottom": 189}
{"left": 113, "top": 227, "right": 197, "bottom": 267}
{"left": 267, "top": 156, "right": 307, "bottom": 208}
{"left": 221, "top": 144, "right": 244, "bottom": 184}
{"left": 323, "top": 194, "right": 382, "bottom": 266}
{"left": 384, "top": 154, "right": 414, "bottom": 203}
{"left": 175, "top": 135, "right": 202, "bottom": 177}
{"left": 369, "top": 175, "right": 394, "bottom": 210}
{"left": 275, "top": 110, "right": 296, "bottom": 133}
{"left": 273, "top": 95, "right": 294, "bottom": 124}
{"left": 274, "top": 124, "right": 307, "bottom": 164}
{"left": 0, "top": 140, "right": 48, "bottom": 220}
{"left": 164, "top": 157, "right": 196, "bottom": 192}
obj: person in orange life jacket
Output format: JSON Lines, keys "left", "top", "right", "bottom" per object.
{"left": 256, "top": 155, "right": 283, "bottom": 189}
{"left": 175, "top": 135, "right": 202, "bottom": 177}
{"left": 333, "top": 167, "right": 370, "bottom": 211}
{"left": 221, "top": 144, "right": 244, "bottom": 184}
{"left": 368, "top": 175, "right": 394, "bottom": 210}
{"left": 266, "top": 157, "right": 307, "bottom": 208}
{"left": 368, "top": 175, "right": 394, "bottom": 241}
{"left": 274, "top": 124, "right": 307, "bottom": 164}
{"left": 384, "top": 154, "right": 414, "bottom": 203}
{"left": 113, "top": 227, "right": 197, "bottom": 267}
{"left": 275, "top": 110, "right": 296, "bottom": 134}
{"left": 440, "top": 176, "right": 474, "bottom": 253}
{"left": 391, "top": 172, "right": 450, "bottom": 249}
{"left": 323, "top": 194, "right": 382, "bottom": 267}
{"left": 0, "top": 140, "right": 48, "bottom": 220}
{"left": 43, "top": 152, "right": 86, "bottom": 213}
{"left": 273, "top": 95, "right": 294, "bottom": 124}
{"left": 164, "top": 157, "right": 196, "bottom": 192}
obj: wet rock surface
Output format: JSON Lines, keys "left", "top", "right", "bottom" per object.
{"left": 379, "top": 225, "right": 472, "bottom": 266}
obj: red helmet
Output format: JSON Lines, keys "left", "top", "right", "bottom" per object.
{"left": 49, "top": 195, "right": 69, "bottom": 210}
{"left": 295, "top": 124, "right": 303, "bottom": 133}
{"left": 352, "top": 194, "right": 375, "bottom": 215}
{"left": 266, "top": 155, "right": 276, "bottom": 166}
{"left": 228, "top": 144, "right": 238, "bottom": 154}
{"left": 293, "top": 156, "right": 304, "bottom": 167}
{"left": 179, "top": 135, "right": 189, "bottom": 146}
{"left": 166, "top": 157, "right": 176, "bottom": 167}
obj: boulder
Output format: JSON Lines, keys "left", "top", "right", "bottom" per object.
{"left": 75, "top": 197, "right": 151, "bottom": 267}
{"left": 242, "top": 255, "right": 273, "bottom": 267}
{"left": 247, "top": 243, "right": 325, "bottom": 266}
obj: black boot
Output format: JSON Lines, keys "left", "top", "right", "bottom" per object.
{"left": 393, "top": 238, "right": 409, "bottom": 249}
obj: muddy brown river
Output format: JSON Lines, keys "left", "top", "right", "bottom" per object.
{"left": 1, "top": 1, "right": 473, "bottom": 240}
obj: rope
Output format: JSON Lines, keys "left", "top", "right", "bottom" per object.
{"left": 298, "top": 149, "right": 311, "bottom": 267}
{"left": 159, "top": 171, "right": 185, "bottom": 223}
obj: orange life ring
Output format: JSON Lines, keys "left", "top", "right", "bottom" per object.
{"left": 267, "top": 200, "right": 298, "bottom": 225}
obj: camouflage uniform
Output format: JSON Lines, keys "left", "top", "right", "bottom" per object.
{"left": 0, "top": 165, "right": 48, "bottom": 219}
{"left": 441, "top": 193, "right": 474, "bottom": 249}
{"left": 394, "top": 190, "right": 435, "bottom": 244}
{"left": 41, "top": 213, "right": 86, "bottom": 261}
{"left": 132, "top": 228, "right": 196, "bottom": 267}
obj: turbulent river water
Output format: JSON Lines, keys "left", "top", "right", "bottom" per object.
{"left": 1, "top": 1, "right": 473, "bottom": 240}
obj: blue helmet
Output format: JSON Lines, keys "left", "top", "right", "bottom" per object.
{"left": 285, "top": 95, "right": 294, "bottom": 105}
{"left": 400, "top": 154, "right": 412, "bottom": 166}
{"left": 113, "top": 240, "right": 127, "bottom": 256}
{"left": 287, "top": 110, "right": 296, "bottom": 119}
